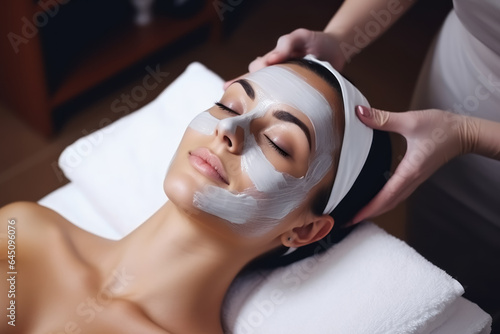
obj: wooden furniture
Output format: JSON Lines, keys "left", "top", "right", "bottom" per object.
{"left": 0, "top": 1, "right": 220, "bottom": 136}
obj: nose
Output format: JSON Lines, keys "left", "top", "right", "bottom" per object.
{"left": 215, "top": 117, "right": 246, "bottom": 154}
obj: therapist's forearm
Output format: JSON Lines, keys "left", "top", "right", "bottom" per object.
{"left": 467, "top": 116, "right": 500, "bottom": 160}
{"left": 324, "top": 0, "right": 416, "bottom": 57}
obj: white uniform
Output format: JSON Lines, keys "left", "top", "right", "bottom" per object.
{"left": 408, "top": 0, "right": 500, "bottom": 323}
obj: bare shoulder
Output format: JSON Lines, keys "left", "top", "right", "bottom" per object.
{"left": 0, "top": 201, "right": 69, "bottom": 258}
{"left": 0, "top": 201, "right": 40, "bottom": 218}
{"left": 0, "top": 201, "right": 67, "bottom": 233}
{"left": 0, "top": 201, "right": 63, "bottom": 222}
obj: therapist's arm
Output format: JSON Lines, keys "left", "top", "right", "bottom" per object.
{"left": 350, "top": 107, "right": 500, "bottom": 224}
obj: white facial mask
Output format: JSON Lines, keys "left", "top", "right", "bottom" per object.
{"left": 187, "top": 66, "right": 336, "bottom": 236}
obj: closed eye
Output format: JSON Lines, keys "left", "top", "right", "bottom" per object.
{"left": 264, "top": 135, "right": 289, "bottom": 157}
{"left": 215, "top": 101, "right": 240, "bottom": 115}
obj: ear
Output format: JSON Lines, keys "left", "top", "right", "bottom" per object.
{"left": 282, "top": 215, "right": 335, "bottom": 248}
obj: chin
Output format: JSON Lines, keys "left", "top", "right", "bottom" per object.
{"left": 163, "top": 174, "right": 233, "bottom": 233}
{"left": 164, "top": 168, "right": 215, "bottom": 221}
{"left": 164, "top": 172, "right": 194, "bottom": 205}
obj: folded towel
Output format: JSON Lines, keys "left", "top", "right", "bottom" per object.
{"left": 222, "top": 222, "right": 465, "bottom": 334}
{"left": 431, "top": 297, "right": 492, "bottom": 334}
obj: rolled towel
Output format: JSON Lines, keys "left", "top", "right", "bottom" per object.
{"left": 222, "top": 222, "right": 465, "bottom": 334}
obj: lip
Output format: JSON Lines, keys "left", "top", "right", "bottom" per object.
{"left": 188, "top": 148, "right": 229, "bottom": 185}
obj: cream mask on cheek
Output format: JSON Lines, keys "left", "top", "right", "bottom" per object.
{"left": 187, "top": 66, "right": 336, "bottom": 236}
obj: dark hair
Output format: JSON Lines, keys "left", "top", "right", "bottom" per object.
{"left": 245, "top": 58, "right": 392, "bottom": 270}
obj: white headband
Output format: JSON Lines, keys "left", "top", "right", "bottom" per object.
{"left": 303, "top": 55, "right": 374, "bottom": 215}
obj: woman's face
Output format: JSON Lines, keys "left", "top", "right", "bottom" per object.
{"left": 164, "top": 63, "right": 343, "bottom": 238}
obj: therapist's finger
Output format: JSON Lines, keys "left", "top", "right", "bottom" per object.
{"left": 272, "top": 28, "right": 316, "bottom": 59}
{"left": 248, "top": 51, "right": 283, "bottom": 73}
{"left": 248, "top": 52, "right": 285, "bottom": 72}
{"left": 356, "top": 106, "right": 411, "bottom": 135}
{"left": 249, "top": 29, "right": 313, "bottom": 72}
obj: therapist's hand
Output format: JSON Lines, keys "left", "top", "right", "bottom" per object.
{"left": 249, "top": 29, "right": 346, "bottom": 72}
{"left": 224, "top": 28, "right": 345, "bottom": 89}
{"left": 350, "top": 106, "right": 479, "bottom": 225}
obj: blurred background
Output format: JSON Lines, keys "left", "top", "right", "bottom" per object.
{"left": 0, "top": 0, "right": 453, "bottom": 240}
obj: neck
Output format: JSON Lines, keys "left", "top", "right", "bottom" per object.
{"left": 100, "top": 201, "right": 258, "bottom": 333}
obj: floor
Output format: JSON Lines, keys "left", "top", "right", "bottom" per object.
{"left": 0, "top": 0, "right": 453, "bottom": 241}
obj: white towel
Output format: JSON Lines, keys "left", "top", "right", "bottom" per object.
{"left": 222, "top": 223, "right": 465, "bottom": 334}
{"left": 431, "top": 297, "right": 492, "bottom": 334}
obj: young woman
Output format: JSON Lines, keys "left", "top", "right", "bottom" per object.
{"left": 0, "top": 56, "right": 390, "bottom": 334}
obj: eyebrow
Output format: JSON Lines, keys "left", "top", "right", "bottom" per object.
{"left": 235, "top": 79, "right": 255, "bottom": 100}
{"left": 234, "top": 79, "right": 311, "bottom": 149}
{"left": 273, "top": 110, "right": 312, "bottom": 150}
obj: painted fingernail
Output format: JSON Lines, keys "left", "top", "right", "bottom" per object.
{"left": 357, "top": 105, "right": 371, "bottom": 118}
